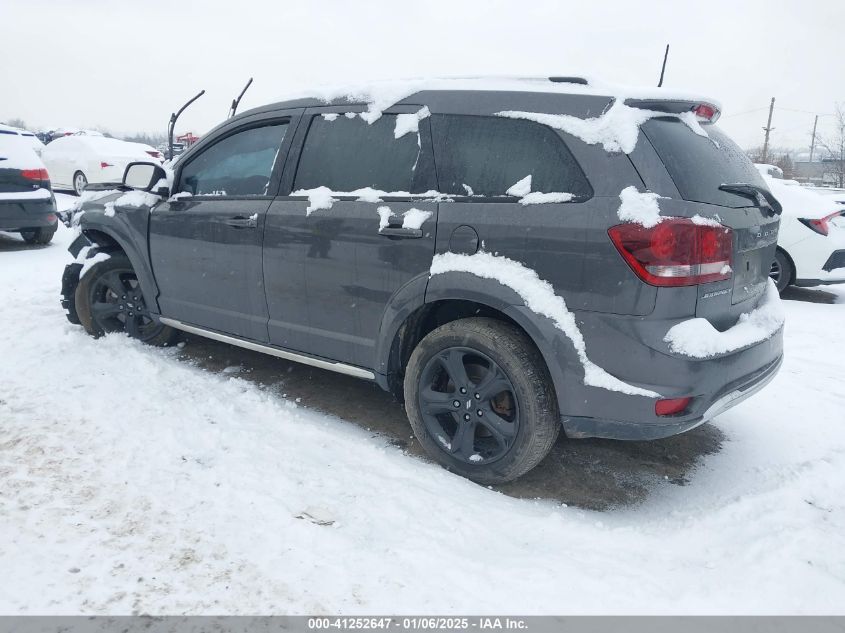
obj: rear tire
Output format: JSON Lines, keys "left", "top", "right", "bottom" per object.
{"left": 770, "top": 249, "right": 793, "bottom": 294}
{"left": 73, "top": 171, "right": 88, "bottom": 196}
{"left": 20, "top": 225, "right": 57, "bottom": 245}
{"left": 404, "top": 317, "right": 560, "bottom": 484}
{"left": 75, "top": 252, "right": 178, "bottom": 346}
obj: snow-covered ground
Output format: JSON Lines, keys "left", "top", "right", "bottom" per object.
{"left": 1, "top": 193, "right": 844, "bottom": 614}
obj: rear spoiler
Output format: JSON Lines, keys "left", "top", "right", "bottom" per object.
{"left": 625, "top": 99, "right": 721, "bottom": 123}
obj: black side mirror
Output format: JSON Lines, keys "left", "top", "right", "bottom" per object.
{"left": 123, "top": 162, "right": 168, "bottom": 196}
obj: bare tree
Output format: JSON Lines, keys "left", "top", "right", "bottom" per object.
{"left": 4, "top": 117, "right": 27, "bottom": 129}
{"left": 816, "top": 103, "right": 845, "bottom": 187}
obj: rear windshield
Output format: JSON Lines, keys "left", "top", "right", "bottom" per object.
{"left": 642, "top": 118, "right": 767, "bottom": 208}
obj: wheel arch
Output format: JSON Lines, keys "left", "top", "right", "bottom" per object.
{"left": 77, "top": 221, "right": 160, "bottom": 313}
{"left": 378, "top": 291, "right": 567, "bottom": 409}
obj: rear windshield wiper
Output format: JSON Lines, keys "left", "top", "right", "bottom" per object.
{"left": 719, "top": 183, "right": 782, "bottom": 216}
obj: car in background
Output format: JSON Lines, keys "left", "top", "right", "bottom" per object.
{"left": 0, "top": 128, "right": 58, "bottom": 244}
{"left": 755, "top": 166, "right": 845, "bottom": 292}
{"left": 0, "top": 124, "right": 46, "bottom": 156}
{"left": 41, "top": 135, "right": 164, "bottom": 195}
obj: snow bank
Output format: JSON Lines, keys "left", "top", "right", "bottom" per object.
{"left": 498, "top": 100, "right": 661, "bottom": 154}
{"left": 506, "top": 175, "right": 532, "bottom": 197}
{"left": 664, "top": 280, "right": 785, "bottom": 358}
{"left": 394, "top": 106, "right": 431, "bottom": 138}
{"left": 617, "top": 186, "right": 664, "bottom": 227}
{"left": 520, "top": 191, "right": 574, "bottom": 205}
{"left": 401, "top": 208, "right": 432, "bottom": 229}
{"left": 430, "top": 251, "right": 660, "bottom": 397}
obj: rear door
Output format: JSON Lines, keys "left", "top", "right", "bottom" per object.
{"left": 263, "top": 106, "right": 438, "bottom": 368}
{"left": 150, "top": 114, "right": 297, "bottom": 342}
{"left": 429, "top": 113, "right": 597, "bottom": 307}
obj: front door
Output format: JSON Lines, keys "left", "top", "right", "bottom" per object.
{"left": 150, "top": 116, "right": 297, "bottom": 342}
{"left": 263, "top": 106, "right": 438, "bottom": 368}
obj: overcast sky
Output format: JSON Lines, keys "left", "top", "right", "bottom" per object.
{"left": 2, "top": 0, "right": 842, "bottom": 151}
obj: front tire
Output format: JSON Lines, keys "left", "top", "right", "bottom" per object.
{"left": 770, "top": 249, "right": 794, "bottom": 293}
{"left": 20, "top": 225, "right": 57, "bottom": 245}
{"left": 75, "top": 252, "right": 178, "bottom": 346}
{"left": 73, "top": 171, "right": 88, "bottom": 196}
{"left": 404, "top": 318, "right": 560, "bottom": 484}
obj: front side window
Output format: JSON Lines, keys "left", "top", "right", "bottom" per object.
{"left": 293, "top": 114, "right": 422, "bottom": 192}
{"left": 179, "top": 122, "right": 288, "bottom": 196}
{"left": 431, "top": 114, "right": 592, "bottom": 199}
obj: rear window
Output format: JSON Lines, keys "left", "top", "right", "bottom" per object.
{"left": 642, "top": 118, "right": 767, "bottom": 208}
{"left": 294, "top": 114, "right": 425, "bottom": 192}
{"left": 431, "top": 114, "right": 592, "bottom": 199}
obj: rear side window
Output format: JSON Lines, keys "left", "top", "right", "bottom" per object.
{"left": 294, "top": 114, "right": 424, "bottom": 192}
{"left": 179, "top": 123, "right": 288, "bottom": 196}
{"left": 642, "top": 118, "right": 766, "bottom": 208}
{"left": 431, "top": 115, "right": 592, "bottom": 199}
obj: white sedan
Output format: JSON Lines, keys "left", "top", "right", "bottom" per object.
{"left": 40, "top": 135, "right": 164, "bottom": 195}
{"left": 759, "top": 171, "right": 845, "bottom": 292}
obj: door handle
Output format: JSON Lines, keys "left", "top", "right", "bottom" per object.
{"left": 224, "top": 215, "right": 258, "bottom": 228}
{"left": 378, "top": 227, "right": 423, "bottom": 239}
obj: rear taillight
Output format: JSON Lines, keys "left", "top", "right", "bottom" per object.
{"left": 608, "top": 218, "right": 733, "bottom": 287}
{"left": 692, "top": 102, "right": 720, "bottom": 123}
{"left": 655, "top": 397, "right": 691, "bottom": 416}
{"left": 146, "top": 150, "right": 161, "bottom": 159}
{"left": 21, "top": 168, "right": 49, "bottom": 181}
{"left": 100, "top": 161, "right": 113, "bottom": 169}
{"left": 798, "top": 211, "right": 842, "bottom": 237}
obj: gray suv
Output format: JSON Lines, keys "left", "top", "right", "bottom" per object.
{"left": 61, "top": 79, "right": 784, "bottom": 483}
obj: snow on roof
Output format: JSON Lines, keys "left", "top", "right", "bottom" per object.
{"left": 275, "top": 75, "right": 719, "bottom": 124}
{"left": 46, "top": 135, "right": 156, "bottom": 157}
{"left": 0, "top": 132, "right": 45, "bottom": 170}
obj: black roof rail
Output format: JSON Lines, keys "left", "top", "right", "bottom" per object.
{"left": 548, "top": 76, "right": 589, "bottom": 85}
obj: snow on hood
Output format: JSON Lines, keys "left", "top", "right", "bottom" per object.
{"left": 430, "top": 251, "right": 660, "bottom": 398}
{"left": 664, "top": 279, "right": 784, "bottom": 358}
{"left": 274, "top": 76, "right": 717, "bottom": 126}
{"left": 762, "top": 174, "right": 845, "bottom": 220}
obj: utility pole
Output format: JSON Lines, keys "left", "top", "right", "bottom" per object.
{"left": 809, "top": 114, "right": 819, "bottom": 162}
{"left": 761, "top": 97, "right": 775, "bottom": 164}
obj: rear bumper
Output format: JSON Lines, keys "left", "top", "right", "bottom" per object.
{"left": 522, "top": 301, "right": 785, "bottom": 441}
{"left": 0, "top": 195, "right": 58, "bottom": 231}
{"left": 563, "top": 353, "right": 782, "bottom": 440}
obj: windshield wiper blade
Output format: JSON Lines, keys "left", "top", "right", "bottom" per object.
{"left": 719, "top": 183, "right": 782, "bottom": 216}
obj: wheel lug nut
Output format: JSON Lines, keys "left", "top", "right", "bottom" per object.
{"left": 477, "top": 410, "right": 483, "bottom": 416}
{"left": 463, "top": 414, "right": 471, "bottom": 421}
{"left": 119, "top": 305, "right": 124, "bottom": 309}
{"left": 453, "top": 400, "right": 461, "bottom": 408}
{"left": 474, "top": 393, "right": 480, "bottom": 399}
{"left": 459, "top": 387, "right": 467, "bottom": 394}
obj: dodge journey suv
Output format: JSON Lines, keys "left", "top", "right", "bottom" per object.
{"left": 61, "top": 77, "right": 784, "bottom": 483}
